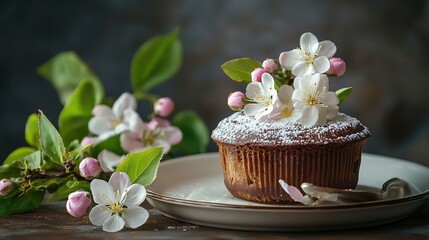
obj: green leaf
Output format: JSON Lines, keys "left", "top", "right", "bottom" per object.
{"left": 0, "top": 189, "right": 45, "bottom": 216}
{"left": 30, "top": 177, "right": 68, "bottom": 193}
{"left": 221, "top": 58, "right": 262, "bottom": 83}
{"left": 336, "top": 87, "right": 353, "bottom": 103}
{"left": 23, "top": 151, "right": 41, "bottom": 170}
{"left": 131, "top": 28, "right": 182, "bottom": 93}
{"left": 172, "top": 110, "right": 209, "bottom": 155}
{"left": 116, "top": 147, "right": 163, "bottom": 186}
{"left": 38, "top": 111, "right": 65, "bottom": 164}
{"left": 59, "top": 79, "right": 101, "bottom": 146}
{"left": 25, "top": 114, "right": 39, "bottom": 147}
{"left": 4, "top": 147, "right": 35, "bottom": 165}
{"left": 0, "top": 162, "right": 22, "bottom": 179}
{"left": 91, "top": 134, "right": 124, "bottom": 156}
{"left": 37, "top": 51, "right": 104, "bottom": 105}
{"left": 49, "top": 180, "right": 90, "bottom": 201}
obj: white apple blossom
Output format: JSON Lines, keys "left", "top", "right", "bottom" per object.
{"left": 89, "top": 172, "right": 149, "bottom": 232}
{"left": 88, "top": 92, "right": 141, "bottom": 140}
{"left": 268, "top": 84, "right": 301, "bottom": 123}
{"left": 97, "top": 150, "right": 125, "bottom": 173}
{"left": 292, "top": 74, "right": 339, "bottom": 127}
{"left": 243, "top": 73, "right": 278, "bottom": 121}
{"left": 279, "top": 32, "right": 337, "bottom": 76}
{"left": 120, "top": 118, "right": 182, "bottom": 154}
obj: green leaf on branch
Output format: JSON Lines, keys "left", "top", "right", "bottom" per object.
{"left": 336, "top": 87, "right": 353, "bottom": 104}
{"left": 4, "top": 147, "right": 35, "bottom": 165}
{"left": 0, "top": 162, "right": 23, "bottom": 179}
{"left": 221, "top": 58, "right": 262, "bottom": 83}
{"left": 59, "top": 79, "right": 102, "bottom": 146}
{"left": 25, "top": 114, "right": 39, "bottom": 148}
{"left": 0, "top": 189, "right": 45, "bottom": 216}
{"left": 116, "top": 147, "right": 163, "bottom": 186}
{"left": 50, "top": 180, "right": 90, "bottom": 201}
{"left": 37, "top": 51, "right": 104, "bottom": 105}
{"left": 23, "top": 151, "right": 42, "bottom": 170}
{"left": 131, "top": 28, "right": 182, "bottom": 93}
{"left": 38, "top": 111, "right": 65, "bottom": 165}
{"left": 172, "top": 110, "right": 209, "bottom": 155}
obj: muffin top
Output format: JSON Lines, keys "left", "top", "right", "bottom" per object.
{"left": 211, "top": 112, "right": 371, "bottom": 146}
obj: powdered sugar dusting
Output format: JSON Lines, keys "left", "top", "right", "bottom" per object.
{"left": 211, "top": 112, "right": 371, "bottom": 146}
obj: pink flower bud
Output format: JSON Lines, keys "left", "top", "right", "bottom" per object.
{"left": 0, "top": 179, "right": 14, "bottom": 196}
{"left": 79, "top": 158, "right": 101, "bottom": 180}
{"left": 80, "top": 137, "right": 98, "bottom": 147}
{"left": 228, "top": 91, "right": 246, "bottom": 111}
{"left": 251, "top": 68, "right": 266, "bottom": 82}
{"left": 66, "top": 191, "right": 91, "bottom": 218}
{"left": 327, "top": 58, "right": 346, "bottom": 76}
{"left": 154, "top": 97, "right": 175, "bottom": 117}
{"left": 147, "top": 117, "right": 171, "bottom": 130}
{"left": 262, "top": 59, "right": 279, "bottom": 73}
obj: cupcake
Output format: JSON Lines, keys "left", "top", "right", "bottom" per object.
{"left": 212, "top": 32, "right": 371, "bottom": 204}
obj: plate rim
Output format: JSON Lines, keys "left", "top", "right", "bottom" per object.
{"left": 147, "top": 152, "right": 429, "bottom": 211}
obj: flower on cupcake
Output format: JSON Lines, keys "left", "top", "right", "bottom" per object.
{"left": 279, "top": 32, "right": 337, "bottom": 76}
{"left": 223, "top": 32, "right": 347, "bottom": 127}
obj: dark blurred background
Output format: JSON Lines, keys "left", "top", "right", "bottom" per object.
{"left": 1, "top": 0, "right": 429, "bottom": 165}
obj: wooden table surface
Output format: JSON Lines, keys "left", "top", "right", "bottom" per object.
{"left": 1, "top": 200, "right": 429, "bottom": 240}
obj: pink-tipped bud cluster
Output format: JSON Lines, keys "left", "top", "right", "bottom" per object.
{"left": 327, "top": 58, "right": 346, "bottom": 76}
{"left": 0, "top": 179, "right": 14, "bottom": 196}
{"left": 227, "top": 91, "right": 246, "bottom": 111}
{"left": 66, "top": 191, "right": 92, "bottom": 218}
{"left": 79, "top": 157, "right": 101, "bottom": 180}
{"left": 262, "top": 58, "right": 279, "bottom": 73}
{"left": 154, "top": 97, "right": 175, "bottom": 117}
{"left": 251, "top": 68, "right": 266, "bottom": 82}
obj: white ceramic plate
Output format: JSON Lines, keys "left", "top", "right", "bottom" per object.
{"left": 146, "top": 153, "right": 429, "bottom": 231}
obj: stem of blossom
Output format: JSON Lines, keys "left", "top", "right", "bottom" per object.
{"left": 133, "top": 91, "right": 160, "bottom": 103}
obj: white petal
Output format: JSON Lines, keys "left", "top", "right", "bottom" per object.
{"left": 299, "top": 106, "right": 319, "bottom": 127}
{"left": 316, "top": 106, "right": 328, "bottom": 125}
{"left": 292, "top": 90, "right": 307, "bottom": 103}
{"left": 124, "top": 184, "right": 146, "bottom": 206}
{"left": 313, "top": 57, "right": 330, "bottom": 74}
{"left": 244, "top": 103, "right": 264, "bottom": 116}
{"left": 327, "top": 105, "right": 339, "bottom": 120}
{"left": 318, "top": 40, "right": 336, "bottom": 58}
{"left": 162, "top": 127, "right": 182, "bottom": 145}
{"left": 89, "top": 205, "right": 111, "bottom": 226}
{"left": 261, "top": 73, "right": 275, "bottom": 95}
{"left": 293, "top": 101, "right": 306, "bottom": 109}
{"left": 316, "top": 73, "right": 329, "bottom": 92}
{"left": 293, "top": 76, "right": 304, "bottom": 90}
{"left": 279, "top": 180, "right": 305, "bottom": 203}
{"left": 91, "top": 179, "right": 115, "bottom": 205}
{"left": 120, "top": 132, "right": 143, "bottom": 153}
{"left": 122, "top": 109, "right": 145, "bottom": 133}
{"left": 109, "top": 172, "right": 131, "bottom": 198}
{"left": 321, "top": 91, "right": 339, "bottom": 107}
{"left": 292, "top": 61, "right": 315, "bottom": 76}
{"left": 279, "top": 49, "right": 303, "bottom": 70}
{"left": 300, "top": 32, "right": 318, "bottom": 54}
{"left": 97, "top": 131, "right": 118, "bottom": 141}
{"left": 255, "top": 105, "right": 273, "bottom": 121}
{"left": 92, "top": 105, "right": 114, "bottom": 117}
{"left": 98, "top": 150, "right": 124, "bottom": 173}
{"left": 278, "top": 85, "right": 294, "bottom": 103}
{"left": 112, "top": 92, "right": 137, "bottom": 119}
{"left": 122, "top": 206, "right": 149, "bottom": 229}
{"left": 88, "top": 117, "right": 114, "bottom": 135}
{"left": 102, "top": 214, "right": 125, "bottom": 233}
{"left": 245, "top": 82, "right": 262, "bottom": 99}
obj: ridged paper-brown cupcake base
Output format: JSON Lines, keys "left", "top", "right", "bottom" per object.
{"left": 216, "top": 141, "right": 365, "bottom": 204}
